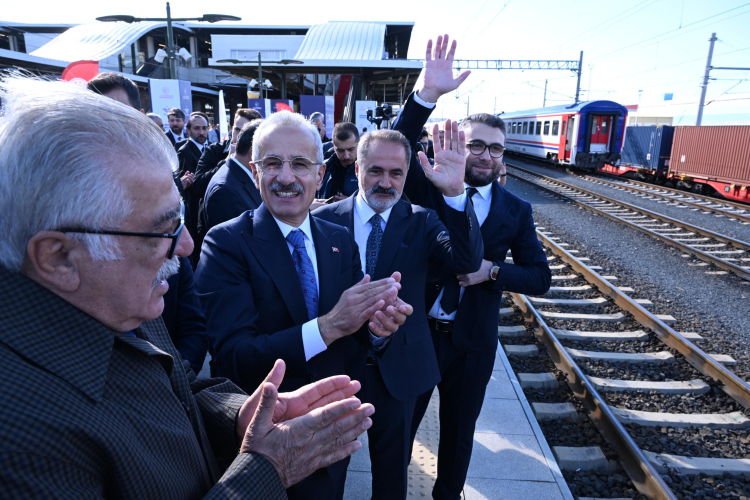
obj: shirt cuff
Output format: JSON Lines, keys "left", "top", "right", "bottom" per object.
{"left": 413, "top": 91, "right": 437, "bottom": 109}
{"left": 302, "top": 319, "right": 327, "bottom": 361}
{"left": 443, "top": 192, "right": 467, "bottom": 212}
{"left": 369, "top": 331, "right": 392, "bottom": 351}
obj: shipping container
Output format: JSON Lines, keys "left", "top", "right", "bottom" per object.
{"left": 668, "top": 125, "right": 750, "bottom": 202}
{"left": 620, "top": 125, "right": 674, "bottom": 173}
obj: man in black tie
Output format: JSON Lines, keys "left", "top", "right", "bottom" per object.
{"left": 177, "top": 111, "right": 210, "bottom": 267}
{"left": 194, "top": 111, "right": 414, "bottom": 500}
{"left": 165, "top": 107, "right": 186, "bottom": 150}
{"left": 391, "top": 35, "right": 552, "bottom": 500}
{"left": 313, "top": 125, "right": 483, "bottom": 499}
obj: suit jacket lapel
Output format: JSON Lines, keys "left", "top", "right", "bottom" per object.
{"left": 373, "top": 200, "right": 409, "bottom": 280}
{"left": 244, "top": 204, "right": 309, "bottom": 325}
{"left": 228, "top": 159, "right": 263, "bottom": 206}
{"left": 333, "top": 195, "right": 356, "bottom": 233}
{"left": 310, "top": 217, "right": 341, "bottom": 314}
{"left": 480, "top": 182, "right": 505, "bottom": 239}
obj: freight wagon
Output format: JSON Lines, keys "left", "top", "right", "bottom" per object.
{"left": 598, "top": 125, "right": 674, "bottom": 181}
{"left": 667, "top": 125, "right": 750, "bottom": 203}
{"left": 500, "top": 100, "right": 629, "bottom": 172}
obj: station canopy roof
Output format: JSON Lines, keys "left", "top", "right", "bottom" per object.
{"left": 209, "top": 21, "right": 423, "bottom": 76}
{"left": 30, "top": 21, "right": 193, "bottom": 63}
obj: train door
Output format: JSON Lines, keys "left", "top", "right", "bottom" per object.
{"left": 590, "top": 116, "right": 612, "bottom": 153}
{"left": 564, "top": 116, "right": 575, "bottom": 162}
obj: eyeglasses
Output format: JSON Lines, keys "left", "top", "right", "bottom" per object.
{"left": 468, "top": 141, "right": 505, "bottom": 158}
{"left": 59, "top": 200, "right": 185, "bottom": 259}
{"left": 254, "top": 156, "right": 322, "bottom": 177}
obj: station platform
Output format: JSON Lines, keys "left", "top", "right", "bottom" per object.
{"left": 343, "top": 341, "right": 573, "bottom": 500}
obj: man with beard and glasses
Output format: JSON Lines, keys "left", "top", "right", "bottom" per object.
{"left": 0, "top": 75, "right": 378, "bottom": 499}
{"left": 391, "top": 35, "right": 551, "bottom": 500}
{"left": 194, "top": 111, "right": 414, "bottom": 500}
{"left": 312, "top": 126, "right": 483, "bottom": 500}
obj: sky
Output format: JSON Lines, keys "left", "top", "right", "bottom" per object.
{"left": 2, "top": 0, "right": 749, "bottom": 124}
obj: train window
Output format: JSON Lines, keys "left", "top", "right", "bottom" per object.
{"left": 552, "top": 120, "right": 559, "bottom": 136}
{"left": 601, "top": 118, "right": 609, "bottom": 136}
{"left": 511, "top": 122, "right": 516, "bottom": 134}
{"left": 522, "top": 122, "right": 528, "bottom": 134}
{"left": 543, "top": 121, "right": 550, "bottom": 135}
{"left": 536, "top": 121, "right": 542, "bottom": 135}
{"left": 561, "top": 120, "right": 567, "bottom": 137}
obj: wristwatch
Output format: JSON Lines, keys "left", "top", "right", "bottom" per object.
{"left": 489, "top": 262, "right": 501, "bottom": 281}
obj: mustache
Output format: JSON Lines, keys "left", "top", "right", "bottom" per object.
{"left": 152, "top": 256, "right": 180, "bottom": 287}
{"left": 270, "top": 181, "right": 304, "bottom": 193}
{"left": 368, "top": 185, "right": 398, "bottom": 196}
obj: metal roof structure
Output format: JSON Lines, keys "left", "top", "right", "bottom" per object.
{"left": 30, "top": 21, "right": 194, "bottom": 63}
{"left": 295, "top": 21, "right": 386, "bottom": 60}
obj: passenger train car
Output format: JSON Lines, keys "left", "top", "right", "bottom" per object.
{"left": 499, "top": 101, "right": 629, "bottom": 172}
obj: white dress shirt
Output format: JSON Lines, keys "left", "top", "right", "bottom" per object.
{"left": 170, "top": 130, "right": 184, "bottom": 142}
{"left": 189, "top": 137, "right": 204, "bottom": 154}
{"left": 272, "top": 214, "right": 327, "bottom": 361}
{"left": 428, "top": 182, "right": 492, "bottom": 321}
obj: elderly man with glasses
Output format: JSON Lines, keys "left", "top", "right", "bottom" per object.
{"left": 0, "top": 76, "right": 380, "bottom": 499}
{"left": 195, "top": 111, "right": 413, "bottom": 500}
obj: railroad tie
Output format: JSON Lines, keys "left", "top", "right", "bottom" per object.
{"left": 539, "top": 311, "right": 626, "bottom": 322}
{"left": 566, "top": 348, "right": 674, "bottom": 364}
{"left": 587, "top": 376, "right": 710, "bottom": 395}
{"left": 646, "top": 451, "right": 750, "bottom": 477}
{"left": 609, "top": 407, "right": 750, "bottom": 430}
{"left": 551, "top": 328, "right": 649, "bottom": 342}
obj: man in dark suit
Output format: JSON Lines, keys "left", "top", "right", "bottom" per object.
{"left": 177, "top": 111, "right": 210, "bottom": 267}
{"left": 313, "top": 127, "right": 483, "bottom": 499}
{"left": 165, "top": 107, "right": 186, "bottom": 150}
{"left": 392, "top": 35, "right": 551, "bottom": 500}
{"left": 195, "top": 111, "right": 413, "bottom": 500}
{"left": 200, "top": 119, "right": 263, "bottom": 237}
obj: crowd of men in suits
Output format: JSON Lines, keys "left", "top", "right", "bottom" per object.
{"left": 0, "top": 34, "right": 550, "bottom": 500}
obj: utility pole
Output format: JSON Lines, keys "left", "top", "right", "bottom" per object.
{"left": 466, "top": 95, "right": 470, "bottom": 116}
{"left": 494, "top": 96, "right": 496, "bottom": 114}
{"left": 543, "top": 79, "right": 547, "bottom": 107}
{"left": 574, "top": 51, "right": 583, "bottom": 104}
{"left": 696, "top": 33, "right": 717, "bottom": 126}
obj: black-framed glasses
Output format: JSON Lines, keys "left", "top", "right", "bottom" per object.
{"left": 59, "top": 200, "right": 185, "bottom": 259}
{"left": 468, "top": 141, "right": 505, "bottom": 158}
{"left": 254, "top": 156, "right": 322, "bottom": 177}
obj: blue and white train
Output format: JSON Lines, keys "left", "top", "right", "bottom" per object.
{"left": 499, "top": 101, "right": 629, "bottom": 172}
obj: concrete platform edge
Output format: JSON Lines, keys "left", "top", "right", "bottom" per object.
{"left": 496, "top": 339, "right": 575, "bottom": 500}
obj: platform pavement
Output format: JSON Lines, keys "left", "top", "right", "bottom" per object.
{"left": 343, "top": 341, "right": 574, "bottom": 500}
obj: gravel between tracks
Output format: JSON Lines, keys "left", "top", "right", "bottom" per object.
{"left": 508, "top": 158, "right": 750, "bottom": 243}
{"left": 503, "top": 175, "right": 750, "bottom": 382}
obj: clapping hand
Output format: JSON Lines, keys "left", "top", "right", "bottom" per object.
{"left": 418, "top": 34, "right": 471, "bottom": 104}
{"left": 368, "top": 272, "right": 413, "bottom": 337}
{"left": 418, "top": 119, "right": 466, "bottom": 197}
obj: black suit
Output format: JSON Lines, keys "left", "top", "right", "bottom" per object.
{"left": 194, "top": 203, "right": 368, "bottom": 499}
{"left": 200, "top": 157, "right": 262, "bottom": 237}
{"left": 194, "top": 140, "right": 230, "bottom": 201}
{"left": 177, "top": 140, "right": 204, "bottom": 267}
{"left": 392, "top": 92, "right": 551, "bottom": 499}
{"left": 161, "top": 256, "right": 209, "bottom": 375}
{"left": 165, "top": 129, "right": 185, "bottom": 151}
{"left": 313, "top": 195, "right": 482, "bottom": 499}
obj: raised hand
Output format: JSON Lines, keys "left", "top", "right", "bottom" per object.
{"left": 240, "top": 382, "right": 374, "bottom": 488}
{"left": 418, "top": 34, "right": 471, "bottom": 103}
{"left": 418, "top": 119, "right": 466, "bottom": 197}
{"left": 236, "top": 359, "right": 363, "bottom": 441}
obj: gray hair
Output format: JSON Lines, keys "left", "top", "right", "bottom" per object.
{"left": 146, "top": 112, "right": 162, "bottom": 122}
{"left": 0, "top": 74, "right": 177, "bottom": 272}
{"left": 253, "top": 112, "right": 324, "bottom": 164}
{"left": 357, "top": 129, "right": 412, "bottom": 169}
{"left": 308, "top": 112, "right": 324, "bottom": 123}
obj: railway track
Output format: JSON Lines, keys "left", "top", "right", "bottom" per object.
{"left": 506, "top": 162, "right": 750, "bottom": 281}
{"left": 501, "top": 231, "right": 750, "bottom": 499}
{"left": 581, "top": 174, "right": 750, "bottom": 224}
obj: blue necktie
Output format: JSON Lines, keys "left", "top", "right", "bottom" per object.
{"left": 287, "top": 230, "right": 319, "bottom": 320}
{"left": 440, "top": 188, "right": 477, "bottom": 315}
{"left": 366, "top": 214, "right": 384, "bottom": 277}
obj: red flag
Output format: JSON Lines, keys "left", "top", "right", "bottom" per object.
{"left": 61, "top": 61, "right": 100, "bottom": 88}
{"left": 276, "top": 102, "right": 293, "bottom": 113}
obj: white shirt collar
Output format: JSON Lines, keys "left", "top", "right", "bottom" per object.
{"left": 355, "top": 192, "right": 393, "bottom": 227}
{"left": 189, "top": 137, "right": 204, "bottom": 152}
{"left": 170, "top": 130, "right": 183, "bottom": 140}
{"left": 231, "top": 156, "right": 256, "bottom": 185}
{"left": 465, "top": 182, "right": 492, "bottom": 201}
{"left": 273, "top": 212, "right": 313, "bottom": 242}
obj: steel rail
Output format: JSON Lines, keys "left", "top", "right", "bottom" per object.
{"left": 507, "top": 164, "right": 750, "bottom": 281}
{"left": 581, "top": 174, "right": 750, "bottom": 223}
{"left": 509, "top": 292, "right": 676, "bottom": 500}
{"left": 534, "top": 230, "right": 750, "bottom": 409}
{"left": 592, "top": 172, "right": 750, "bottom": 213}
